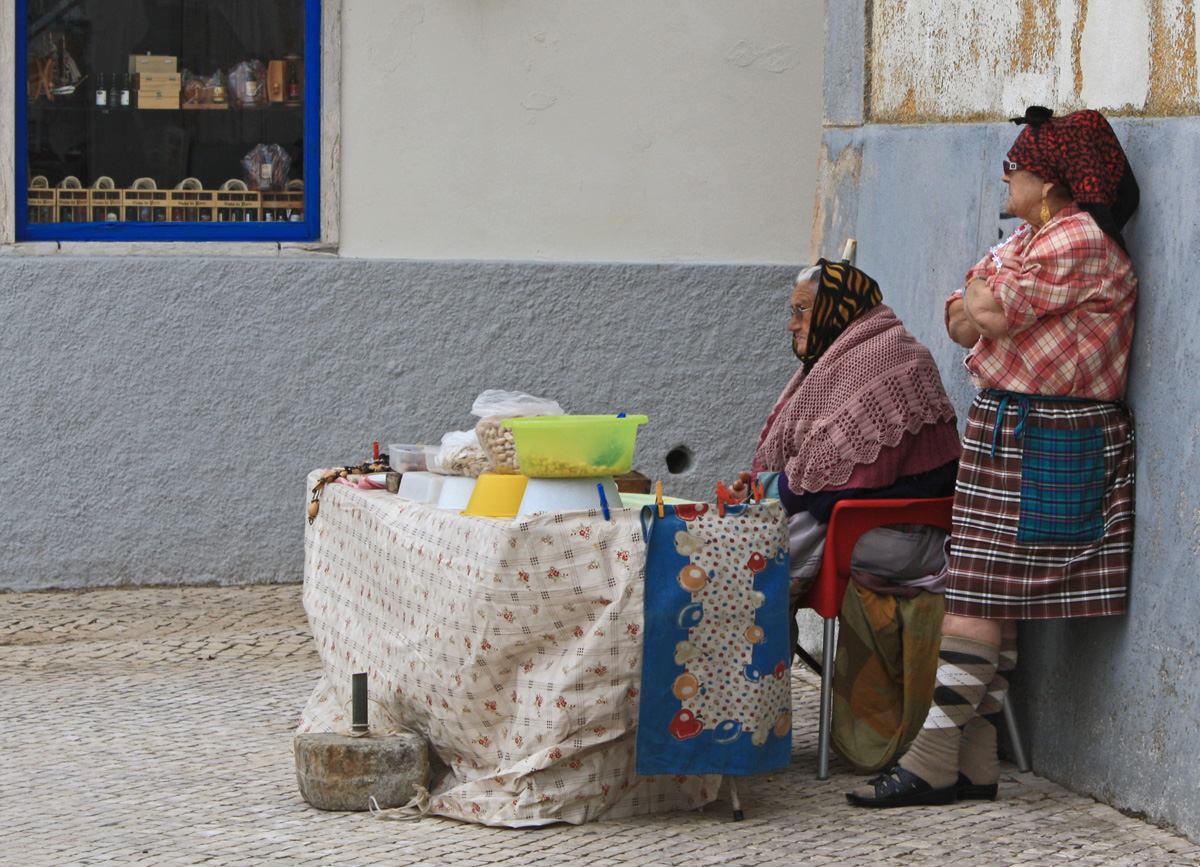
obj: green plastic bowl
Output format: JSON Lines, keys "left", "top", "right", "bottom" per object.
{"left": 502, "top": 414, "right": 649, "bottom": 478}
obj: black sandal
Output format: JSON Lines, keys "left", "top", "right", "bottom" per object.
{"left": 845, "top": 766, "right": 957, "bottom": 808}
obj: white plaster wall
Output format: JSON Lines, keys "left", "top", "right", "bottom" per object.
{"left": 869, "top": 0, "right": 1172, "bottom": 120}
{"left": 1078, "top": 0, "right": 1151, "bottom": 109}
{"left": 336, "top": 1, "right": 824, "bottom": 262}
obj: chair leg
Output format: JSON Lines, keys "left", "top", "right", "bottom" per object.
{"left": 1001, "top": 693, "right": 1030, "bottom": 773}
{"left": 817, "top": 617, "right": 835, "bottom": 780}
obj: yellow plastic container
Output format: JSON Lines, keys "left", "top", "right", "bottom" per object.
{"left": 462, "top": 473, "right": 529, "bottom": 518}
{"left": 503, "top": 415, "right": 649, "bottom": 478}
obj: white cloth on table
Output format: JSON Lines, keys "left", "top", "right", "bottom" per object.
{"left": 298, "top": 474, "right": 721, "bottom": 826}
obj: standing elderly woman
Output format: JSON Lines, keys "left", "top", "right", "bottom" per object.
{"left": 848, "top": 107, "right": 1139, "bottom": 807}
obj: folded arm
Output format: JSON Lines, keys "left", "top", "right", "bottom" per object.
{"left": 963, "top": 275, "right": 1008, "bottom": 338}
{"left": 946, "top": 294, "right": 981, "bottom": 347}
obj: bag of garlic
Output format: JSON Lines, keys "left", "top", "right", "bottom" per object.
{"left": 471, "top": 390, "right": 565, "bottom": 474}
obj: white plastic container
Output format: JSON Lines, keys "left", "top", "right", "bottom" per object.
{"left": 436, "top": 476, "right": 477, "bottom": 511}
{"left": 388, "top": 443, "right": 427, "bottom": 473}
{"left": 397, "top": 471, "right": 444, "bottom": 503}
{"left": 517, "top": 476, "right": 623, "bottom": 516}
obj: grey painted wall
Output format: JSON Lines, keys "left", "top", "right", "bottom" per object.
{"left": 0, "top": 258, "right": 804, "bottom": 591}
{"left": 814, "top": 116, "right": 1200, "bottom": 838}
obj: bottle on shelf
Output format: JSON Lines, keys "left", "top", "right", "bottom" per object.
{"left": 286, "top": 60, "right": 301, "bottom": 102}
{"left": 94, "top": 73, "right": 107, "bottom": 107}
{"left": 211, "top": 69, "right": 227, "bottom": 104}
{"left": 107, "top": 74, "right": 119, "bottom": 108}
{"left": 119, "top": 74, "right": 130, "bottom": 108}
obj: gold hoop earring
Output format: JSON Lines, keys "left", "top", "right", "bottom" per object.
{"left": 1040, "top": 198, "right": 1051, "bottom": 225}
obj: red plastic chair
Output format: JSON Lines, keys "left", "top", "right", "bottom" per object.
{"left": 796, "top": 495, "right": 1028, "bottom": 779}
{"left": 796, "top": 497, "right": 954, "bottom": 780}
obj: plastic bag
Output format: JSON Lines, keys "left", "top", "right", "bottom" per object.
{"left": 430, "top": 429, "right": 491, "bottom": 478}
{"left": 241, "top": 143, "right": 291, "bottom": 192}
{"left": 229, "top": 60, "right": 268, "bottom": 108}
{"left": 471, "top": 390, "right": 565, "bottom": 474}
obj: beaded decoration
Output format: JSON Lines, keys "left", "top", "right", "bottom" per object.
{"left": 990, "top": 223, "right": 1031, "bottom": 270}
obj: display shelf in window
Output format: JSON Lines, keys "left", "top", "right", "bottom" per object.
{"left": 17, "top": 0, "right": 320, "bottom": 242}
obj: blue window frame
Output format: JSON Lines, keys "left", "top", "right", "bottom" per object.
{"left": 17, "top": 0, "right": 320, "bottom": 242}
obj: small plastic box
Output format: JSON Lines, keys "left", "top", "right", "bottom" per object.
{"left": 388, "top": 443, "right": 427, "bottom": 473}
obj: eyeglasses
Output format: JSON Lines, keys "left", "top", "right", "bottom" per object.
{"left": 788, "top": 303, "right": 813, "bottom": 320}
{"left": 1003, "top": 159, "right": 1022, "bottom": 173}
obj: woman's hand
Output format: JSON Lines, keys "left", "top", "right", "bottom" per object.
{"left": 946, "top": 297, "right": 981, "bottom": 348}
{"left": 964, "top": 276, "right": 1009, "bottom": 338}
{"left": 726, "top": 471, "right": 753, "bottom": 500}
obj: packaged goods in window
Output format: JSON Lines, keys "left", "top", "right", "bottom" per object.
{"left": 23, "top": 0, "right": 312, "bottom": 239}
{"left": 215, "top": 183, "right": 261, "bottom": 222}
{"left": 229, "top": 60, "right": 268, "bottom": 108}
{"left": 210, "top": 69, "right": 229, "bottom": 104}
{"left": 56, "top": 179, "right": 87, "bottom": 223}
{"left": 241, "top": 144, "right": 292, "bottom": 192}
{"left": 90, "top": 179, "right": 120, "bottom": 222}
{"left": 284, "top": 56, "right": 303, "bottom": 105}
{"left": 129, "top": 54, "right": 177, "bottom": 75}
{"left": 180, "top": 71, "right": 227, "bottom": 109}
{"left": 265, "top": 57, "right": 304, "bottom": 105}
{"left": 261, "top": 190, "right": 303, "bottom": 222}
{"left": 137, "top": 90, "right": 179, "bottom": 109}
{"left": 182, "top": 74, "right": 205, "bottom": 106}
{"left": 123, "top": 187, "right": 168, "bottom": 223}
{"left": 136, "top": 73, "right": 179, "bottom": 89}
{"left": 267, "top": 61, "right": 287, "bottom": 103}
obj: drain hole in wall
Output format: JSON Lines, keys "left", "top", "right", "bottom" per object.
{"left": 665, "top": 446, "right": 694, "bottom": 475}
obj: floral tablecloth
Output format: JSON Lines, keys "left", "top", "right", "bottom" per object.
{"left": 298, "top": 474, "right": 785, "bottom": 826}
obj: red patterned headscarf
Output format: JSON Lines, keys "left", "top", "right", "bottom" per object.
{"left": 1006, "top": 106, "right": 1139, "bottom": 250}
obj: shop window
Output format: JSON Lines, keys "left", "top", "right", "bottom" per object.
{"left": 17, "top": 0, "right": 319, "bottom": 241}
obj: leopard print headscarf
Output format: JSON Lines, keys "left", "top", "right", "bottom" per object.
{"left": 799, "top": 259, "right": 883, "bottom": 372}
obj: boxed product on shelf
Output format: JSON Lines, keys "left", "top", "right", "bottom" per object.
{"left": 215, "top": 189, "right": 261, "bottom": 222}
{"left": 26, "top": 188, "right": 54, "bottom": 223}
{"left": 89, "top": 188, "right": 122, "bottom": 221}
{"left": 122, "top": 188, "right": 169, "bottom": 222}
{"left": 134, "top": 72, "right": 180, "bottom": 89}
{"left": 56, "top": 188, "right": 88, "bottom": 223}
{"left": 168, "top": 189, "right": 216, "bottom": 222}
{"left": 23, "top": 185, "right": 301, "bottom": 223}
{"left": 260, "top": 190, "right": 303, "bottom": 221}
{"left": 136, "top": 89, "right": 180, "bottom": 109}
{"left": 129, "top": 54, "right": 177, "bottom": 75}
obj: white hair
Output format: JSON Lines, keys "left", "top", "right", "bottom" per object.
{"left": 795, "top": 265, "right": 822, "bottom": 285}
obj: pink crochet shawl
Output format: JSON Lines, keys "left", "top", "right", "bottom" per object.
{"left": 753, "top": 305, "right": 958, "bottom": 493}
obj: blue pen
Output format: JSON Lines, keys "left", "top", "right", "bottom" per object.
{"left": 597, "top": 483, "right": 611, "bottom": 520}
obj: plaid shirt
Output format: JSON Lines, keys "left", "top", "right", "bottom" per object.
{"left": 946, "top": 206, "right": 1136, "bottom": 400}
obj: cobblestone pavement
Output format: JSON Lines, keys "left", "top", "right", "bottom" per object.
{"left": 3, "top": 585, "right": 1199, "bottom": 867}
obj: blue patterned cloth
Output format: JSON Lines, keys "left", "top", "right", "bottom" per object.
{"left": 636, "top": 501, "right": 792, "bottom": 776}
{"left": 1017, "top": 425, "right": 1106, "bottom": 544}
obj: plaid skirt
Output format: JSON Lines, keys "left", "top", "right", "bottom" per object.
{"left": 944, "top": 390, "right": 1135, "bottom": 620}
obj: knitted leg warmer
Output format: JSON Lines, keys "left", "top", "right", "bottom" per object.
{"left": 958, "top": 633, "right": 1017, "bottom": 787}
{"left": 895, "top": 635, "right": 1000, "bottom": 790}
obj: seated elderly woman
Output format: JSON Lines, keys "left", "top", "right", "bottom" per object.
{"left": 729, "top": 260, "right": 962, "bottom": 698}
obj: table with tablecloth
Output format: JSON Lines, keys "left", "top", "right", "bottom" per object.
{"left": 297, "top": 474, "right": 791, "bottom": 826}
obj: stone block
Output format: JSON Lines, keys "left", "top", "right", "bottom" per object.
{"left": 294, "top": 732, "right": 429, "bottom": 812}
